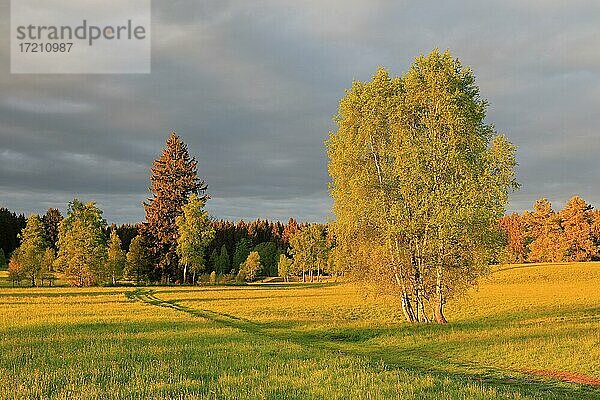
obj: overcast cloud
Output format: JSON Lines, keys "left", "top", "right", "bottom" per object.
{"left": 1, "top": 0, "right": 599, "bottom": 223}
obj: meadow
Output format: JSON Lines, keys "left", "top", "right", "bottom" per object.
{"left": 0, "top": 263, "right": 599, "bottom": 399}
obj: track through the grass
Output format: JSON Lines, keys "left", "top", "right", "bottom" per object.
{"left": 126, "top": 288, "right": 600, "bottom": 399}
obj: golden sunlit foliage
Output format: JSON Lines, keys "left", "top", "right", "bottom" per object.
{"left": 500, "top": 196, "right": 600, "bottom": 263}
{"left": 327, "top": 49, "right": 517, "bottom": 323}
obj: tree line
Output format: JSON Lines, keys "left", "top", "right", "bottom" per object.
{"left": 3, "top": 133, "right": 335, "bottom": 286}
{"left": 499, "top": 196, "right": 600, "bottom": 263}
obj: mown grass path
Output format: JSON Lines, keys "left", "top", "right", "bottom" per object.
{"left": 127, "top": 287, "right": 600, "bottom": 400}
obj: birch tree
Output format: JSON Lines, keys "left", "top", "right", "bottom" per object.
{"left": 175, "top": 194, "right": 215, "bottom": 284}
{"left": 327, "top": 49, "right": 517, "bottom": 323}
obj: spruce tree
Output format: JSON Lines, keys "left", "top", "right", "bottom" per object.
{"left": 42, "top": 208, "right": 63, "bottom": 251}
{"left": 217, "top": 245, "right": 230, "bottom": 274}
{"left": 0, "top": 248, "right": 6, "bottom": 270}
{"left": 142, "top": 132, "right": 207, "bottom": 282}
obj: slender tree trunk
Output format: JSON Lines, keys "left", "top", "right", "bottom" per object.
{"left": 434, "top": 266, "right": 447, "bottom": 324}
{"left": 401, "top": 292, "right": 416, "bottom": 323}
{"left": 183, "top": 265, "right": 187, "bottom": 285}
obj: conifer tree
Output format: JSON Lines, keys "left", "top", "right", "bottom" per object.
{"left": 0, "top": 248, "right": 6, "bottom": 270}
{"left": 232, "top": 238, "right": 252, "bottom": 273}
{"left": 142, "top": 132, "right": 206, "bottom": 282}
{"left": 217, "top": 245, "right": 230, "bottom": 274}
{"left": 499, "top": 213, "right": 528, "bottom": 263}
{"left": 524, "top": 199, "right": 566, "bottom": 263}
{"left": 42, "top": 208, "right": 63, "bottom": 251}
{"left": 560, "top": 196, "right": 597, "bottom": 261}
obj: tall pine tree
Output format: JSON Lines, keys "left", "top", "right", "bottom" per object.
{"left": 142, "top": 132, "right": 207, "bottom": 282}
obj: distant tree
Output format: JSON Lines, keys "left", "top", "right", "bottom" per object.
{"left": 240, "top": 251, "right": 261, "bottom": 282}
{"left": 40, "top": 248, "right": 56, "bottom": 286}
{"left": 115, "top": 224, "right": 139, "bottom": 252}
{"left": 232, "top": 238, "right": 252, "bottom": 274}
{"left": 209, "top": 248, "right": 219, "bottom": 273}
{"left": 327, "top": 50, "right": 517, "bottom": 323}
{"left": 559, "top": 196, "right": 597, "bottom": 261}
{"left": 0, "top": 207, "right": 26, "bottom": 258}
{"left": 0, "top": 248, "right": 6, "bottom": 270}
{"left": 277, "top": 254, "right": 292, "bottom": 281}
{"left": 216, "top": 245, "right": 230, "bottom": 275}
{"left": 281, "top": 218, "right": 299, "bottom": 249}
{"left": 17, "top": 215, "right": 49, "bottom": 286}
{"left": 107, "top": 230, "right": 126, "bottom": 285}
{"left": 41, "top": 208, "right": 63, "bottom": 251}
{"left": 209, "top": 270, "right": 217, "bottom": 285}
{"left": 254, "top": 242, "right": 279, "bottom": 276}
{"left": 125, "top": 235, "right": 151, "bottom": 284}
{"left": 592, "top": 210, "right": 600, "bottom": 258}
{"left": 142, "top": 132, "right": 207, "bottom": 283}
{"left": 8, "top": 251, "right": 26, "bottom": 286}
{"left": 175, "top": 194, "right": 215, "bottom": 284}
{"left": 289, "top": 225, "right": 330, "bottom": 282}
{"left": 524, "top": 199, "right": 566, "bottom": 263}
{"left": 55, "top": 200, "right": 108, "bottom": 287}
{"left": 499, "top": 213, "right": 528, "bottom": 263}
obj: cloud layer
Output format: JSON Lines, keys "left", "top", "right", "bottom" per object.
{"left": 1, "top": 0, "right": 599, "bottom": 223}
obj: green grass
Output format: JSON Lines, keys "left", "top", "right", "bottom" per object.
{"left": 0, "top": 263, "right": 599, "bottom": 399}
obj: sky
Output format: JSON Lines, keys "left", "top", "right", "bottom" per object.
{"left": 1, "top": 0, "right": 599, "bottom": 224}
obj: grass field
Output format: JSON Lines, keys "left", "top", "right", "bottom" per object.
{"left": 0, "top": 263, "right": 599, "bottom": 399}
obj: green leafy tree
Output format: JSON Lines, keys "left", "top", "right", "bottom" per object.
{"left": 327, "top": 50, "right": 517, "bottom": 323}
{"left": 240, "top": 251, "right": 261, "bottom": 282}
{"left": 107, "top": 230, "right": 126, "bottom": 285}
{"left": 175, "top": 194, "right": 215, "bottom": 284}
{"left": 40, "top": 248, "right": 56, "bottom": 286}
{"left": 277, "top": 254, "right": 292, "bottom": 281}
{"left": 216, "top": 245, "right": 230, "bottom": 275}
{"left": 56, "top": 200, "right": 108, "bottom": 287}
{"left": 232, "top": 238, "right": 252, "bottom": 274}
{"left": 142, "top": 132, "right": 207, "bottom": 282}
{"left": 289, "top": 225, "right": 329, "bottom": 282}
{"left": 17, "top": 215, "right": 49, "bottom": 286}
{"left": 125, "top": 235, "right": 151, "bottom": 284}
{"left": 254, "top": 242, "right": 279, "bottom": 276}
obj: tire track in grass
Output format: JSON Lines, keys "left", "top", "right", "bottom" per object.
{"left": 126, "top": 288, "right": 600, "bottom": 399}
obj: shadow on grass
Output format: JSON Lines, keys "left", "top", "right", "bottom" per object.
{"left": 128, "top": 289, "right": 600, "bottom": 400}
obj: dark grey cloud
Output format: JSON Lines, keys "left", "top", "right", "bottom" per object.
{"left": 1, "top": 0, "right": 599, "bottom": 223}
